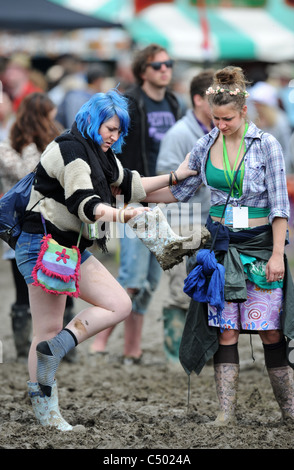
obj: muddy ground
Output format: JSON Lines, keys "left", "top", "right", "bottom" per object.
{"left": 0, "top": 240, "right": 294, "bottom": 456}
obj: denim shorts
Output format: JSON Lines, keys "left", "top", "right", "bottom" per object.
{"left": 15, "top": 231, "right": 92, "bottom": 284}
{"left": 117, "top": 223, "right": 162, "bottom": 315}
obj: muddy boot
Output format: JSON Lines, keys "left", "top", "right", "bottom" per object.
{"left": 267, "top": 366, "right": 294, "bottom": 423}
{"left": 63, "top": 306, "right": 78, "bottom": 363}
{"left": 213, "top": 363, "right": 239, "bottom": 426}
{"left": 163, "top": 307, "right": 186, "bottom": 362}
{"left": 10, "top": 304, "right": 31, "bottom": 360}
{"left": 27, "top": 380, "right": 73, "bottom": 431}
{"left": 128, "top": 206, "right": 210, "bottom": 271}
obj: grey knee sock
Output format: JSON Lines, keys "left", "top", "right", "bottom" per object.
{"left": 37, "top": 328, "right": 78, "bottom": 396}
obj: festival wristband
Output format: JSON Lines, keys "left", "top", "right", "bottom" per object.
{"left": 169, "top": 171, "right": 178, "bottom": 186}
{"left": 118, "top": 209, "right": 125, "bottom": 223}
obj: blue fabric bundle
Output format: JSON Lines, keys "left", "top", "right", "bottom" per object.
{"left": 184, "top": 249, "right": 225, "bottom": 325}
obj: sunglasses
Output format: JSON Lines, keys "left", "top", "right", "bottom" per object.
{"left": 146, "top": 60, "right": 174, "bottom": 71}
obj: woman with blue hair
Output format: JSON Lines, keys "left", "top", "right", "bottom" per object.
{"left": 14, "top": 88, "right": 196, "bottom": 431}
{"left": 76, "top": 88, "right": 130, "bottom": 154}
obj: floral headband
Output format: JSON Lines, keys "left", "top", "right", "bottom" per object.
{"left": 206, "top": 86, "right": 249, "bottom": 98}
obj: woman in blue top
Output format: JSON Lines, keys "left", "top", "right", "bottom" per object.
{"left": 145, "top": 66, "right": 293, "bottom": 425}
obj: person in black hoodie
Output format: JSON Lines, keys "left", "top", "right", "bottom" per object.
{"left": 90, "top": 44, "right": 182, "bottom": 362}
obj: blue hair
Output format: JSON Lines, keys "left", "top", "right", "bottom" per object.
{"left": 75, "top": 88, "right": 130, "bottom": 153}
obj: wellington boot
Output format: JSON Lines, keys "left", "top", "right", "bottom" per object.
{"left": 163, "top": 307, "right": 186, "bottom": 362}
{"left": 27, "top": 380, "right": 73, "bottom": 431}
{"left": 128, "top": 206, "right": 210, "bottom": 271}
{"left": 11, "top": 304, "right": 31, "bottom": 360}
{"left": 267, "top": 366, "right": 294, "bottom": 423}
{"left": 213, "top": 363, "right": 239, "bottom": 426}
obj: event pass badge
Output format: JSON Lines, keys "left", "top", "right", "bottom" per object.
{"left": 225, "top": 205, "right": 248, "bottom": 228}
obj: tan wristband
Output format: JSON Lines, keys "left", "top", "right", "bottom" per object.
{"left": 118, "top": 209, "right": 125, "bottom": 223}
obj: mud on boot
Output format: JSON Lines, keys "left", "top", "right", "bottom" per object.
{"left": 10, "top": 303, "right": 31, "bottom": 360}
{"left": 128, "top": 206, "right": 210, "bottom": 271}
{"left": 267, "top": 366, "right": 294, "bottom": 423}
{"left": 213, "top": 363, "right": 239, "bottom": 426}
{"left": 27, "top": 380, "right": 73, "bottom": 431}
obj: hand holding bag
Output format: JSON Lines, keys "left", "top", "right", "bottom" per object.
{"left": 32, "top": 215, "right": 83, "bottom": 297}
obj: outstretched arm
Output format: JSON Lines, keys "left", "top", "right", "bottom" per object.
{"left": 142, "top": 152, "right": 197, "bottom": 203}
{"left": 94, "top": 202, "right": 150, "bottom": 224}
{"left": 144, "top": 186, "right": 177, "bottom": 203}
{"left": 108, "top": 153, "right": 197, "bottom": 218}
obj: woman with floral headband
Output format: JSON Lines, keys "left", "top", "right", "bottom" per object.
{"left": 143, "top": 66, "right": 294, "bottom": 426}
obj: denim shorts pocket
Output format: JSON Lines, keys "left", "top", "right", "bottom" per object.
{"left": 15, "top": 232, "right": 43, "bottom": 284}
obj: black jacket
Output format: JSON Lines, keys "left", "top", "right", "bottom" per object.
{"left": 117, "top": 85, "right": 181, "bottom": 177}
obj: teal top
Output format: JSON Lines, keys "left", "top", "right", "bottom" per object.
{"left": 206, "top": 154, "right": 270, "bottom": 219}
{"left": 206, "top": 153, "right": 242, "bottom": 196}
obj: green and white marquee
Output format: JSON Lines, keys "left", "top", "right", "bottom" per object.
{"left": 50, "top": 0, "right": 294, "bottom": 62}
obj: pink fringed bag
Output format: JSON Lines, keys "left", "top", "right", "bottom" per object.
{"left": 32, "top": 216, "right": 83, "bottom": 297}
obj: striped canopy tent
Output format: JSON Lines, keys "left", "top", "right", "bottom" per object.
{"left": 0, "top": 0, "right": 121, "bottom": 30}
{"left": 52, "top": 0, "right": 294, "bottom": 62}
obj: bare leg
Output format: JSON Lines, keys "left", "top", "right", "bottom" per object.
{"left": 65, "top": 256, "right": 132, "bottom": 343}
{"left": 219, "top": 329, "right": 239, "bottom": 345}
{"left": 258, "top": 329, "right": 283, "bottom": 345}
{"left": 88, "top": 326, "right": 115, "bottom": 353}
{"left": 27, "top": 255, "right": 132, "bottom": 429}
{"left": 123, "top": 311, "right": 144, "bottom": 358}
{"left": 30, "top": 256, "right": 131, "bottom": 382}
{"left": 28, "top": 284, "right": 67, "bottom": 382}
{"left": 27, "top": 288, "right": 74, "bottom": 431}
{"left": 88, "top": 287, "right": 142, "bottom": 355}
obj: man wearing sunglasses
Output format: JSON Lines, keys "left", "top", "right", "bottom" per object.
{"left": 120, "top": 43, "right": 181, "bottom": 177}
{"left": 90, "top": 44, "right": 181, "bottom": 363}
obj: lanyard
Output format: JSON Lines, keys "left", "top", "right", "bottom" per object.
{"left": 223, "top": 122, "right": 248, "bottom": 197}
